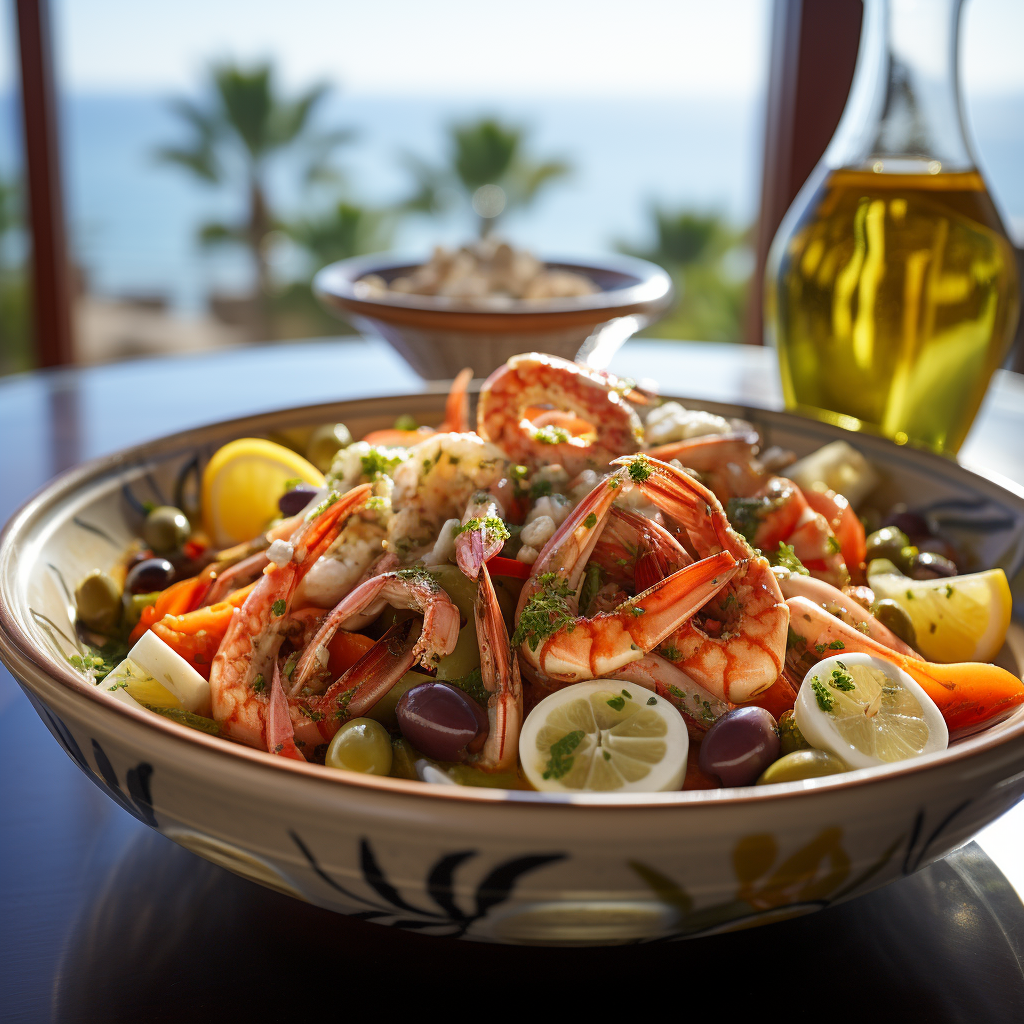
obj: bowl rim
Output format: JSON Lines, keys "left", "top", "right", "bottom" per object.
{"left": 313, "top": 251, "right": 675, "bottom": 322}
{"left": 2, "top": 390, "right": 1023, "bottom": 811}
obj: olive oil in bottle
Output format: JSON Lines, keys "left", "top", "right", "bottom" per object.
{"left": 765, "top": 0, "right": 1020, "bottom": 454}
{"left": 770, "top": 168, "right": 1018, "bottom": 453}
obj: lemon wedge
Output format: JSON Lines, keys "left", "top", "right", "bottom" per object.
{"left": 795, "top": 653, "right": 947, "bottom": 770}
{"left": 202, "top": 438, "right": 324, "bottom": 546}
{"left": 518, "top": 680, "right": 688, "bottom": 793}
{"left": 870, "top": 568, "right": 1011, "bottom": 663}
{"left": 104, "top": 658, "right": 184, "bottom": 710}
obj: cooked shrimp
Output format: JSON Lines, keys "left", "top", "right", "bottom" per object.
{"left": 513, "top": 466, "right": 740, "bottom": 687}
{"left": 360, "top": 367, "right": 473, "bottom": 446}
{"left": 776, "top": 570, "right": 916, "bottom": 656}
{"left": 388, "top": 432, "right": 513, "bottom": 563}
{"left": 292, "top": 515, "right": 387, "bottom": 609}
{"left": 208, "top": 485, "right": 371, "bottom": 752}
{"left": 465, "top": 562, "right": 522, "bottom": 770}
{"left": 616, "top": 454, "right": 789, "bottom": 703}
{"left": 455, "top": 491, "right": 509, "bottom": 579}
{"left": 477, "top": 352, "right": 642, "bottom": 475}
{"left": 785, "top": 596, "right": 1024, "bottom": 733}
{"left": 654, "top": 433, "right": 850, "bottom": 588}
{"left": 291, "top": 567, "right": 459, "bottom": 693}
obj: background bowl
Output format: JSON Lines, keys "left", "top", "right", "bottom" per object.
{"left": 2, "top": 390, "right": 1023, "bottom": 946}
{"left": 313, "top": 252, "right": 674, "bottom": 379}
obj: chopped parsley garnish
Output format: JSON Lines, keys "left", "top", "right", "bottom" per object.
{"left": 308, "top": 491, "right": 341, "bottom": 519}
{"left": 579, "top": 563, "right": 603, "bottom": 616}
{"left": 826, "top": 535, "right": 841, "bottom": 555}
{"left": 945, "top": 583, "right": 954, "bottom": 598}
{"left": 454, "top": 516, "right": 510, "bottom": 543}
{"left": 786, "top": 628, "right": 806, "bottom": 651}
{"left": 447, "top": 666, "right": 489, "bottom": 707}
{"left": 606, "top": 695, "right": 626, "bottom": 711}
{"left": 393, "top": 414, "right": 418, "bottom": 431}
{"left": 583, "top": 512, "right": 598, "bottom": 529}
{"left": 603, "top": 750, "right": 611, "bottom": 761}
{"left": 627, "top": 454, "right": 652, "bottom": 483}
{"left": 542, "top": 730, "right": 585, "bottom": 780}
{"left": 69, "top": 638, "right": 128, "bottom": 682}
{"left": 366, "top": 495, "right": 389, "bottom": 512}
{"left": 334, "top": 686, "right": 357, "bottom": 720}
{"left": 829, "top": 667, "right": 855, "bottom": 691}
{"left": 661, "top": 644, "right": 681, "bottom": 662}
{"left": 811, "top": 676, "right": 835, "bottom": 713}
{"left": 252, "top": 673, "right": 266, "bottom": 693}
{"left": 271, "top": 600, "right": 286, "bottom": 616}
{"left": 360, "top": 447, "right": 404, "bottom": 480}
{"left": 511, "top": 572, "right": 576, "bottom": 651}
{"left": 814, "top": 639, "right": 845, "bottom": 654}
{"left": 298, "top": 705, "right": 324, "bottom": 722}
{"left": 107, "top": 679, "right": 129, "bottom": 691}
{"left": 906, "top": 589, "right": 914, "bottom": 600}
{"left": 533, "top": 425, "right": 571, "bottom": 445}
{"left": 628, "top": 605, "right": 646, "bottom": 617}
{"left": 725, "top": 495, "right": 782, "bottom": 544}
{"left": 770, "top": 542, "right": 810, "bottom": 576}
{"left": 282, "top": 477, "right": 303, "bottom": 493}
{"left": 530, "top": 478, "right": 553, "bottom": 499}
{"left": 397, "top": 567, "right": 441, "bottom": 590}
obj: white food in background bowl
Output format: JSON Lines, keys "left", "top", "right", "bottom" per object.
{"left": 357, "top": 239, "right": 599, "bottom": 305}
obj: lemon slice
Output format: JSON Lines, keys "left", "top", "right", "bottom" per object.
{"left": 104, "top": 658, "right": 184, "bottom": 710}
{"left": 795, "top": 653, "right": 947, "bottom": 770}
{"left": 870, "top": 568, "right": 1011, "bottom": 663}
{"left": 202, "top": 438, "right": 325, "bottom": 546}
{"left": 518, "top": 680, "right": 688, "bottom": 793}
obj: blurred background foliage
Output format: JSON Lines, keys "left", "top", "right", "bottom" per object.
{"left": 0, "top": 175, "right": 30, "bottom": 375}
{"left": 152, "top": 60, "right": 751, "bottom": 345}
{"left": 1, "top": 57, "right": 750, "bottom": 366}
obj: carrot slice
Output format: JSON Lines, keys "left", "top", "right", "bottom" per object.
{"left": 326, "top": 630, "right": 377, "bottom": 679}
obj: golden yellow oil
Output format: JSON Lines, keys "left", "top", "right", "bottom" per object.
{"left": 769, "top": 169, "right": 1019, "bottom": 453}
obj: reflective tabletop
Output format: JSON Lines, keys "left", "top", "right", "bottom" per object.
{"left": 2, "top": 337, "right": 1023, "bottom": 1021}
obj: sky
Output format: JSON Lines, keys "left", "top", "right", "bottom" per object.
{"left": 9, "top": 0, "right": 1014, "bottom": 99}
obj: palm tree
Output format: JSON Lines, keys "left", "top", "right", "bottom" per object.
{"left": 619, "top": 208, "right": 752, "bottom": 343}
{"left": 0, "top": 175, "right": 30, "bottom": 375}
{"left": 404, "top": 117, "right": 570, "bottom": 237}
{"left": 156, "top": 62, "right": 352, "bottom": 339}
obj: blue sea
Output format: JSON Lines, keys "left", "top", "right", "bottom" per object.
{"left": 2, "top": 91, "right": 1023, "bottom": 313}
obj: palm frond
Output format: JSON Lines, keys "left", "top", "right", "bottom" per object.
{"left": 153, "top": 145, "right": 220, "bottom": 184}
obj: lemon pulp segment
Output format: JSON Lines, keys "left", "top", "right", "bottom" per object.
{"left": 870, "top": 568, "right": 1011, "bottom": 663}
{"left": 520, "top": 681, "right": 687, "bottom": 793}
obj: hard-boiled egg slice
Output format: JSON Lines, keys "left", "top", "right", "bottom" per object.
{"left": 794, "top": 653, "right": 947, "bottom": 770}
{"left": 128, "top": 631, "right": 212, "bottom": 715}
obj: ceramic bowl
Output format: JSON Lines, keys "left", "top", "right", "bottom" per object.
{"left": 313, "top": 252, "right": 674, "bottom": 379}
{"left": 2, "top": 392, "right": 1023, "bottom": 946}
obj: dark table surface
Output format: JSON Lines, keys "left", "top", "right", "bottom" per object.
{"left": 3, "top": 337, "right": 1024, "bottom": 1022}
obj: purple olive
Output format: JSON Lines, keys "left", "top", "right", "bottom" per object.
{"left": 882, "top": 506, "right": 931, "bottom": 542}
{"left": 917, "top": 536, "right": 962, "bottom": 568}
{"left": 279, "top": 484, "right": 319, "bottom": 517}
{"left": 699, "top": 707, "right": 780, "bottom": 788}
{"left": 124, "top": 557, "right": 175, "bottom": 595}
{"left": 396, "top": 682, "right": 488, "bottom": 762}
{"left": 908, "top": 550, "right": 958, "bottom": 580}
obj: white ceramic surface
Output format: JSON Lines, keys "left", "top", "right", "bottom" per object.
{"left": 2, "top": 391, "right": 1023, "bottom": 945}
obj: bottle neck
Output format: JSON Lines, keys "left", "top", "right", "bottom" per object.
{"left": 825, "top": 0, "right": 975, "bottom": 174}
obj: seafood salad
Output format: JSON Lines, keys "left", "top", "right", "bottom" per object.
{"left": 72, "top": 353, "right": 1023, "bottom": 793}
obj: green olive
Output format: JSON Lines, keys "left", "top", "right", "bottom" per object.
{"left": 306, "top": 423, "right": 353, "bottom": 472}
{"left": 123, "top": 591, "right": 160, "bottom": 629}
{"left": 426, "top": 566, "right": 482, "bottom": 682}
{"left": 75, "top": 570, "right": 123, "bottom": 633}
{"left": 326, "top": 718, "right": 393, "bottom": 775}
{"left": 390, "top": 737, "right": 422, "bottom": 779}
{"left": 777, "top": 710, "right": 811, "bottom": 756}
{"left": 366, "top": 670, "right": 433, "bottom": 729}
{"left": 864, "top": 526, "right": 911, "bottom": 566}
{"left": 756, "top": 749, "right": 847, "bottom": 785}
{"left": 866, "top": 557, "right": 903, "bottom": 580}
{"left": 143, "top": 505, "right": 191, "bottom": 555}
{"left": 871, "top": 598, "right": 917, "bottom": 646}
